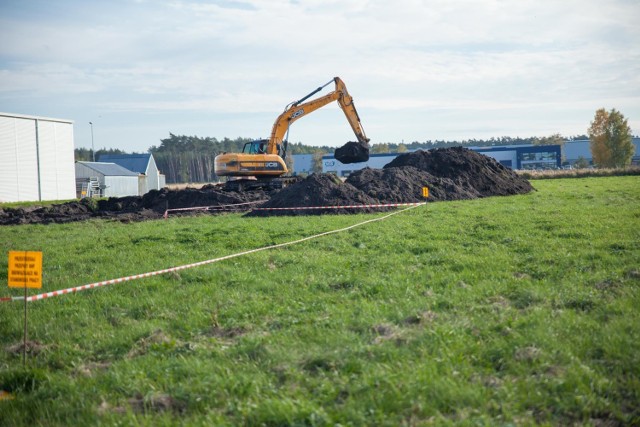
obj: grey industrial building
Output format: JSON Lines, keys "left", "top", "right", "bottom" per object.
{"left": 99, "top": 153, "right": 165, "bottom": 195}
{"left": 75, "top": 162, "right": 140, "bottom": 198}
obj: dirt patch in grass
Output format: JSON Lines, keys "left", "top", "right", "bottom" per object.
{"left": 626, "top": 269, "right": 640, "bottom": 279}
{"left": 514, "top": 346, "right": 542, "bottom": 362}
{"left": 208, "top": 325, "right": 247, "bottom": 339}
{"left": 100, "top": 394, "right": 186, "bottom": 415}
{"left": 301, "top": 355, "right": 342, "bottom": 374}
{"left": 126, "top": 329, "right": 172, "bottom": 358}
{"left": 6, "top": 340, "right": 48, "bottom": 356}
{"left": 403, "top": 310, "right": 438, "bottom": 325}
{"left": 371, "top": 323, "right": 407, "bottom": 345}
{"left": 128, "top": 394, "right": 186, "bottom": 414}
{"left": 75, "top": 362, "right": 112, "bottom": 377}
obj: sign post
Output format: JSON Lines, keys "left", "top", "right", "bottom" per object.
{"left": 422, "top": 186, "right": 429, "bottom": 199}
{"left": 8, "top": 251, "right": 42, "bottom": 366}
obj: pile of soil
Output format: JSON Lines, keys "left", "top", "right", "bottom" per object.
{"left": 384, "top": 146, "right": 534, "bottom": 197}
{"left": 345, "top": 166, "right": 479, "bottom": 203}
{"left": 253, "top": 147, "right": 533, "bottom": 216}
{"left": 246, "top": 173, "right": 384, "bottom": 217}
{"left": 140, "top": 185, "right": 267, "bottom": 212}
{"left": 0, "top": 186, "right": 268, "bottom": 225}
{"left": 0, "top": 202, "right": 95, "bottom": 225}
{"left": 334, "top": 141, "right": 370, "bottom": 164}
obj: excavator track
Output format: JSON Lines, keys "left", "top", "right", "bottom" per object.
{"left": 224, "top": 176, "right": 303, "bottom": 192}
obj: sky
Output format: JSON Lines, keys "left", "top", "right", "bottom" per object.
{"left": 1, "top": 0, "right": 639, "bottom": 152}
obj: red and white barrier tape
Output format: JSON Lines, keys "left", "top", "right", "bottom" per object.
{"left": 2, "top": 204, "right": 424, "bottom": 303}
{"left": 252, "top": 202, "right": 426, "bottom": 211}
{"left": 163, "top": 200, "right": 268, "bottom": 218}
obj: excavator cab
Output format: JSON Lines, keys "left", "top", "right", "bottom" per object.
{"left": 243, "top": 139, "right": 268, "bottom": 154}
{"left": 242, "top": 139, "right": 286, "bottom": 157}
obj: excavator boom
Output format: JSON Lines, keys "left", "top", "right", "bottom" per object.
{"left": 266, "top": 77, "right": 369, "bottom": 158}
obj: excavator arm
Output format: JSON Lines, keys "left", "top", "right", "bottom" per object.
{"left": 266, "top": 77, "right": 369, "bottom": 157}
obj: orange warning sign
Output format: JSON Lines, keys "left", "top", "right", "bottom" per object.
{"left": 422, "top": 187, "right": 429, "bottom": 198}
{"left": 8, "top": 251, "right": 42, "bottom": 289}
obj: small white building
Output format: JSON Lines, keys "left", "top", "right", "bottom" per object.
{"left": 98, "top": 153, "right": 166, "bottom": 195}
{"left": 75, "top": 162, "right": 139, "bottom": 198}
{"left": 0, "top": 112, "right": 76, "bottom": 202}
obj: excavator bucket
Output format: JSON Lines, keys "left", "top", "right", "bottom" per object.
{"left": 334, "top": 141, "right": 370, "bottom": 164}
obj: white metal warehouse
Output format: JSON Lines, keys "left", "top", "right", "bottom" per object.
{"left": 0, "top": 112, "right": 76, "bottom": 202}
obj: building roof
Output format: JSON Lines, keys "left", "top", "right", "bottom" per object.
{"left": 76, "top": 161, "right": 139, "bottom": 176}
{"left": 0, "top": 111, "right": 73, "bottom": 124}
{"left": 98, "top": 153, "right": 153, "bottom": 174}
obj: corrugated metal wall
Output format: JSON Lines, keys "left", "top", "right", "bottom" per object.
{"left": 104, "top": 176, "right": 138, "bottom": 197}
{"left": 0, "top": 113, "right": 75, "bottom": 202}
{"left": 0, "top": 116, "right": 39, "bottom": 201}
{"left": 38, "top": 120, "right": 76, "bottom": 200}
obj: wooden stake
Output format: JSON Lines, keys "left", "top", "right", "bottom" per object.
{"left": 23, "top": 254, "right": 28, "bottom": 367}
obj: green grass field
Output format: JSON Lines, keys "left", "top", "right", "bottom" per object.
{"left": 1, "top": 176, "right": 639, "bottom": 426}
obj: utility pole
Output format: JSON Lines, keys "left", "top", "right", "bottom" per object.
{"left": 89, "top": 122, "right": 95, "bottom": 162}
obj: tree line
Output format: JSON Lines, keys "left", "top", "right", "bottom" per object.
{"left": 75, "top": 147, "right": 130, "bottom": 162}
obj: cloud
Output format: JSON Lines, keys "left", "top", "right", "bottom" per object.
{"left": 0, "top": 0, "right": 639, "bottom": 149}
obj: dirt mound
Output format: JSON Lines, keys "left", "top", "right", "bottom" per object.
{"left": 335, "top": 141, "right": 370, "bottom": 164}
{"left": 252, "top": 147, "right": 533, "bottom": 216}
{"left": 0, "top": 186, "right": 268, "bottom": 225}
{"left": 0, "top": 201, "right": 94, "bottom": 225}
{"left": 246, "top": 173, "right": 383, "bottom": 217}
{"left": 141, "top": 185, "right": 268, "bottom": 212}
{"left": 384, "top": 147, "right": 534, "bottom": 197}
{"left": 346, "top": 166, "right": 479, "bottom": 202}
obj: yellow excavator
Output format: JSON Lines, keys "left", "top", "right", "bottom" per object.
{"left": 214, "top": 77, "right": 369, "bottom": 191}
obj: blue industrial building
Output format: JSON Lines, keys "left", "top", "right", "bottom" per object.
{"left": 306, "top": 144, "right": 562, "bottom": 177}
{"left": 564, "top": 138, "right": 640, "bottom": 166}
